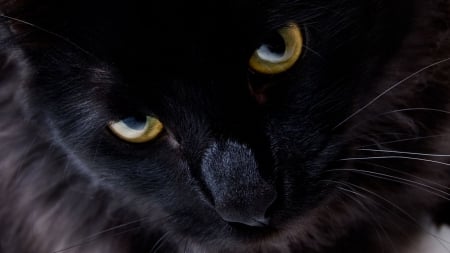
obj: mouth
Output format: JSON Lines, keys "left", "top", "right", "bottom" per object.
{"left": 219, "top": 216, "right": 282, "bottom": 243}
{"left": 229, "top": 216, "right": 271, "bottom": 228}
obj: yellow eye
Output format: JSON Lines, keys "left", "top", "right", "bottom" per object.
{"left": 249, "top": 22, "right": 303, "bottom": 74}
{"left": 108, "top": 116, "right": 164, "bottom": 143}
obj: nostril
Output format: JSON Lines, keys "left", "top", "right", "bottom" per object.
{"left": 217, "top": 211, "right": 271, "bottom": 228}
{"left": 215, "top": 188, "right": 277, "bottom": 228}
{"left": 250, "top": 216, "right": 271, "bottom": 227}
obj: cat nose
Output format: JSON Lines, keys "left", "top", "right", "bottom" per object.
{"left": 200, "top": 141, "right": 277, "bottom": 227}
{"left": 215, "top": 188, "right": 276, "bottom": 227}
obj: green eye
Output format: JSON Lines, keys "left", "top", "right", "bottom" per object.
{"left": 108, "top": 116, "right": 164, "bottom": 143}
{"left": 249, "top": 22, "right": 303, "bottom": 74}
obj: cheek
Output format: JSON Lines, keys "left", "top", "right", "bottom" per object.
{"left": 81, "top": 141, "right": 174, "bottom": 177}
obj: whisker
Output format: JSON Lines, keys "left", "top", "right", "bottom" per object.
{"left": 53, "top": 215, "right": 155, "bottom": 253}
{"left": 338, "top": 188, "right": 396, "bottom": 253}
{"left": 347, "top": 108, "right": 450, "bottom": 135}
{"left": 150, "top": 231, "right": 172, "bottom": 253}
{"left": 55, "top": 224, "right": 145, "bottom": 253}
{"left": 358, "top": 148, "right": 450, "bottom": 157}
{"left": 357, "top": 134, "right": 449, "bottom": 148}
{"left": 363, "top": 162, "right": 450, "bottom": 190}
{"left": 302, "top": 44, "right": 325, "bottom": 60}
{"left": 328, "top": 168, "right": 450, "bottom": 200}
{"left": 324, "top": 179, "right": 450, "bottom": 248}
{"left": 333, "top": 57, "right": 450, "bottom": 129}
{"left": 379, "top": 108, "right": 450, "bottom": 116}
{"left": 341, "top": 156, "right": 450, "bottom": 167}
{"left": 0, "top": 14, "right": 99, "bottom": 60}
{"left": 326, "top": 132, "right": 417, "bottom": 150}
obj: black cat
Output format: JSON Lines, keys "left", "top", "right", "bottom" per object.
{"left": 0, "top": 0, "right": 449, "bottom": 252}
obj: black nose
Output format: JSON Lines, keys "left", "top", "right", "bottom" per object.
{"left": 215, "top": 189, "right": 276, "bottom": 227}
{"left": 201, "top": 141, "right": 277, "bottom": 227}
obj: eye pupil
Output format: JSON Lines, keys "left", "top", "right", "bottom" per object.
{"left": 108, "top": 116, "right": 164, "bottom": 143}
{"left": 258, "top": 33, "right": 286, "bottom": 56}
{"left": 249, "top": 22, "right": 303, "bottom": 74}
{"left": 122, "top": 116, "right": 147, "bottom": 130}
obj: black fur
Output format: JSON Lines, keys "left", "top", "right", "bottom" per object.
{"left": 0, "top": 0, "right": 449, "bottom": 252}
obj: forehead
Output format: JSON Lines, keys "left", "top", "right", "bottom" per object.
{"left": 63, "top": 0, "right": 272, "bottom": 39}
{"left": 18, "top": 0, "right": 365, "bottom": 80}
{"left": 57, "top": 0, "right": 281, "bottom": 75}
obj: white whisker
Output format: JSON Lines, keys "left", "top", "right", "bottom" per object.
{"left": 348, "top": 108, "right": 450, "bottom": 134}
{"left": 150, "top": 231, "right": 172, "bottom": 253}
{"left": 339, "top": 188, "right": 397, "bottom": 253}
{"left": 380, "top": 108, "right": 450, "bottom": 116}
{"left": 358, "top": 148, "right": 450, "bottom": 157}
{"left": 324, "top": 180, "right": 450, "bottom": 248}
{"left": 357, "top": 134, "right": 449, "bottom": 148}
{"left": 0, "top": 14, "right": 99, "bottom": 60}
{"left": 328, "top": 168, "right": 450, "bottom": 200}
{"left": 364, "top": 162, "right": 450, "bottom": 190}
{"left": 334, "top": 57, "right": 450, "bottom": 129}
{"left": 341, "top": 156, "right": 450, "bottom": 167}
{"left": 302, "top": 44, "right": 325, "bottom": 60}
{"left": 52, "top": 217, "right": 148, "bottom": 253}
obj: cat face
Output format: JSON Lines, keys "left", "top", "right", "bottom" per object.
{"left": 7, "top": 0, "right": 411, "bottom": 247}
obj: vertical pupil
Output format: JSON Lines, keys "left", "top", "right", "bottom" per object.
{"left": 260, "top": 32, "right": 286, "bottom": 55}
{"left": 122, "top": 116, "right": 147, "bottom": 130}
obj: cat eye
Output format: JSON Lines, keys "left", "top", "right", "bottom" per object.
{"left": 249, "top": 23, "right": 303, "bottom": 74}
{"left": 108, "top": 116, "right": 164, "bottom": 143}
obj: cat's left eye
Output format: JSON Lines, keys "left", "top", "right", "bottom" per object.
{"left": 249, "top": 22, "right": 303, "bottom": 74}
{"left": 108, "top": 116, "right": 164, "bottom": 143}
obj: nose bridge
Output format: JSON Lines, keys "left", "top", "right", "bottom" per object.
{"left": 201, "top": 141, "right": 277, "bottom": 227}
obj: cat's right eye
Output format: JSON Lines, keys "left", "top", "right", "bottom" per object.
{"left": 108, "top": 116, "right": 164, "bottom": 143}
{"left": 249, "top": 22, "right": 303, "bottom": 74}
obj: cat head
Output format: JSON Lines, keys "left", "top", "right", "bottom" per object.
{"left": 2, "top": 0, "right": 412, "bottom": 248}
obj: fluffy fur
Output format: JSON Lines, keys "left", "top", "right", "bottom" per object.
{"left": 0, "top": 0, "right": 449, "bottom": 252}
